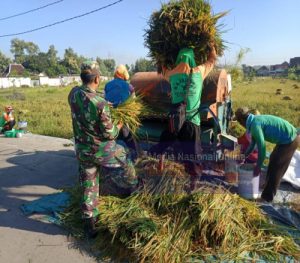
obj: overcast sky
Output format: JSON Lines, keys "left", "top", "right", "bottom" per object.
{"left": 0, "top": 0, "right": 299, "bottom": 66}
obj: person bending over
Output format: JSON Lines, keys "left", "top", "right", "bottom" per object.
{"left": 234, "top": 107, "right": 300, "bottom": 202}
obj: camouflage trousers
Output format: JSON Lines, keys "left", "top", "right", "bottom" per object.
{"left": 79, "top": 159, "right": 137, "bottom": 219}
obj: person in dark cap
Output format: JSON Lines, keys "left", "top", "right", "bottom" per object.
{"left": 234, "top": 107, "right": 300, "bottom": 202}
{"left": 68, "top": 61, "right": 137, "bottom": 238}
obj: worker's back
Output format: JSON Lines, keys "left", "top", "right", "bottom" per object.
{"left": 105, "top": 78, "right": 133, "bottom": 107}
{"left": 248, "top": 114, "right": 297, "bottom": 145}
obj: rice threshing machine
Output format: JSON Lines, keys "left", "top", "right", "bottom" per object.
{"left": 131, "top": 69, "right": 236, "bottom": 161}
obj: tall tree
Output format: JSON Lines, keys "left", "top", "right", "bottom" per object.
{"left": 62, "top": 48, "right": 88, "bottom": 74}
{"left": 45, "top": 45, "right": 68, "bottom": 77}
{"left": 102, "top": 59, "right": 116, "bottom": 76}
{"left": 10, "top": 38, "right": 40, "bottom": 64}
{"left": 0, "top": 51, "right": 12, "bottom": 73}
{"left": 23, "top": 52, "right": 49, "bottom": 74}
{"left": 96, "top": 57, "right": 109, "bottom": 76}
{"left": 23, "top": 47, "right": 68, "bottom": 77}
{"left": 63, "top": 48, "right": 79, "bottom": 74}
{"left": 133, "top": 58, "right": 156, "bottom": 73}
{"left": 47, "top": 45, "right": 58, "bottom": 65}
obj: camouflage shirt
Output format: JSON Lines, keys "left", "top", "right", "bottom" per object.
{"left": 68, "top": 85, "right": 126, "bottom": 167}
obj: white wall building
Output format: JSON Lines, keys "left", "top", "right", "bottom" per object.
{"left": 0, "top": 75, "right": 111, "bottom": 89}
{"left": 0, "top": 77, "right": 31, "bottom": 88}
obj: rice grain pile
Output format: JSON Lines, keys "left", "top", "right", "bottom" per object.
{"left": 145, "top": 0, "right": 227, "bottom": 70}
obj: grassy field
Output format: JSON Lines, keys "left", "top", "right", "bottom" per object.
{"left": 232, "top": 78, "right": 300, "bottom": 128}
{"left": 0, "top": 78, "right": 299, "bottom": 140}
{"left": 0, "top": 83, "right": 104, "bottom": 139}
{"left": 230, "top": 78, "right": 300, "bottom": 152}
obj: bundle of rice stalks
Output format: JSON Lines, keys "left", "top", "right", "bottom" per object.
{"left": 174, "top": 188, "right": 296, "bottom": 261}
{"left": 139, "top": 189, "right": 300, "bottom": 262}
{"left": 145, "top": 0, "right": 227, "bottom": 69}
{"left": 135, "top": 157, "right": 189, "bottom": 195}
{"left": 61, "top": 184, "right": 300, "bottom": 262}
{"left": 92, "top": 194, "right": 167, "bottom": 262}
{"left": 110, "top": 96, "right": 152, "bottom": 136}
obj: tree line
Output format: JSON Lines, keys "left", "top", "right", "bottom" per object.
{"left": 0, "top": 38, "right": 157, "bottom": 78}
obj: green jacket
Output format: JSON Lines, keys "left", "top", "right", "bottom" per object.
{"left": 0, "top": 114, "right": 6, "bottom": 127}
{"left": 168, "top": 48, "right": 203, "bottom": 126}
{"left": 246, "top": 114, "right": 297, "bottom": 168}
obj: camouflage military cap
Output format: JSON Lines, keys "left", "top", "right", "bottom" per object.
{"left": 81, "top": 60, "right": 101, "bottom": 75}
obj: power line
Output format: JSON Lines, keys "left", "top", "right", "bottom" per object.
{"left": 0, "top": 0, "right": 124, "bottom": 38}
{"left": 0, "top": 0, "right": 64, "bottom": 21}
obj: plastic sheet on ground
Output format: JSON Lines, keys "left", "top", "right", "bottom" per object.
{"left": 260, "top": 204, "right": 300, "bottom": 245}
{"left": 282, "top": 150, "right": 300, "bottom": 189}
{"left": 19, "top": 192, "right": 70, "bottom": 224}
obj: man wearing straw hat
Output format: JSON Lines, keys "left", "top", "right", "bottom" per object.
{"left": 68, "top": 61, "right": 137, "bottom": 238}
{"left": 234, "top": 107, "right": 300, "bottom": 202}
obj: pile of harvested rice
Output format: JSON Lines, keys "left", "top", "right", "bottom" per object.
{"left": 60, "top": 158, "right": 300, "bottom": 262}
{"left": 136, "top": 157, "right": 189, "bottom": 195}
{"left": 145, "top": 0, "right": 227, "bottom": 70}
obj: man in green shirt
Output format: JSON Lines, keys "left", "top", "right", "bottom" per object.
{"left": 150, "top": 46, "right": 216, "bottom": 182}
{"left": 68, "top": 61, "right": 137, "bottom": 238}
{"left": 234, "top": 107, "right": 300, "bottom": 202}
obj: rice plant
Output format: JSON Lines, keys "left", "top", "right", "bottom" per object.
{"left": 145, "top": 0, "right": 227, "bottom": 70}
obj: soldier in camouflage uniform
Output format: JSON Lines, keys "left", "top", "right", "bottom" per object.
{"left": 68, "top": 61, "right": 137, "bottom": 237}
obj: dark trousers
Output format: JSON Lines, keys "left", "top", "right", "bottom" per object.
{"left": 3, "top": 120, "right": 15, "bottom": 132}
{"left": 149, "top": 121, "right": 202, "bottom": 176}
{"left": 261, "top": 135, "right": 300, "bottom": 202}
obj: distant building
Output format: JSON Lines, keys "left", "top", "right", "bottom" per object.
{"left": 242, "top": 64, "right": 256, "bottom": 75}
{"left": 256, "top": 66, "right": 270, "bottom": 76}
{"left": 290, "top": 57, "right": 300, "bottom": 68}
{"left": 2, "top": 64, "right": 25, "bottom": 77}
{"left": 269, "top": 61, "right": 289, "bottom": 76}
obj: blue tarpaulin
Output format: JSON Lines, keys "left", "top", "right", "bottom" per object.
{"left": 260, "top": 204, "right": 300, "bottom": 245}
{"left": 20, "top": 192, "right": 70, "bottom": 224}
